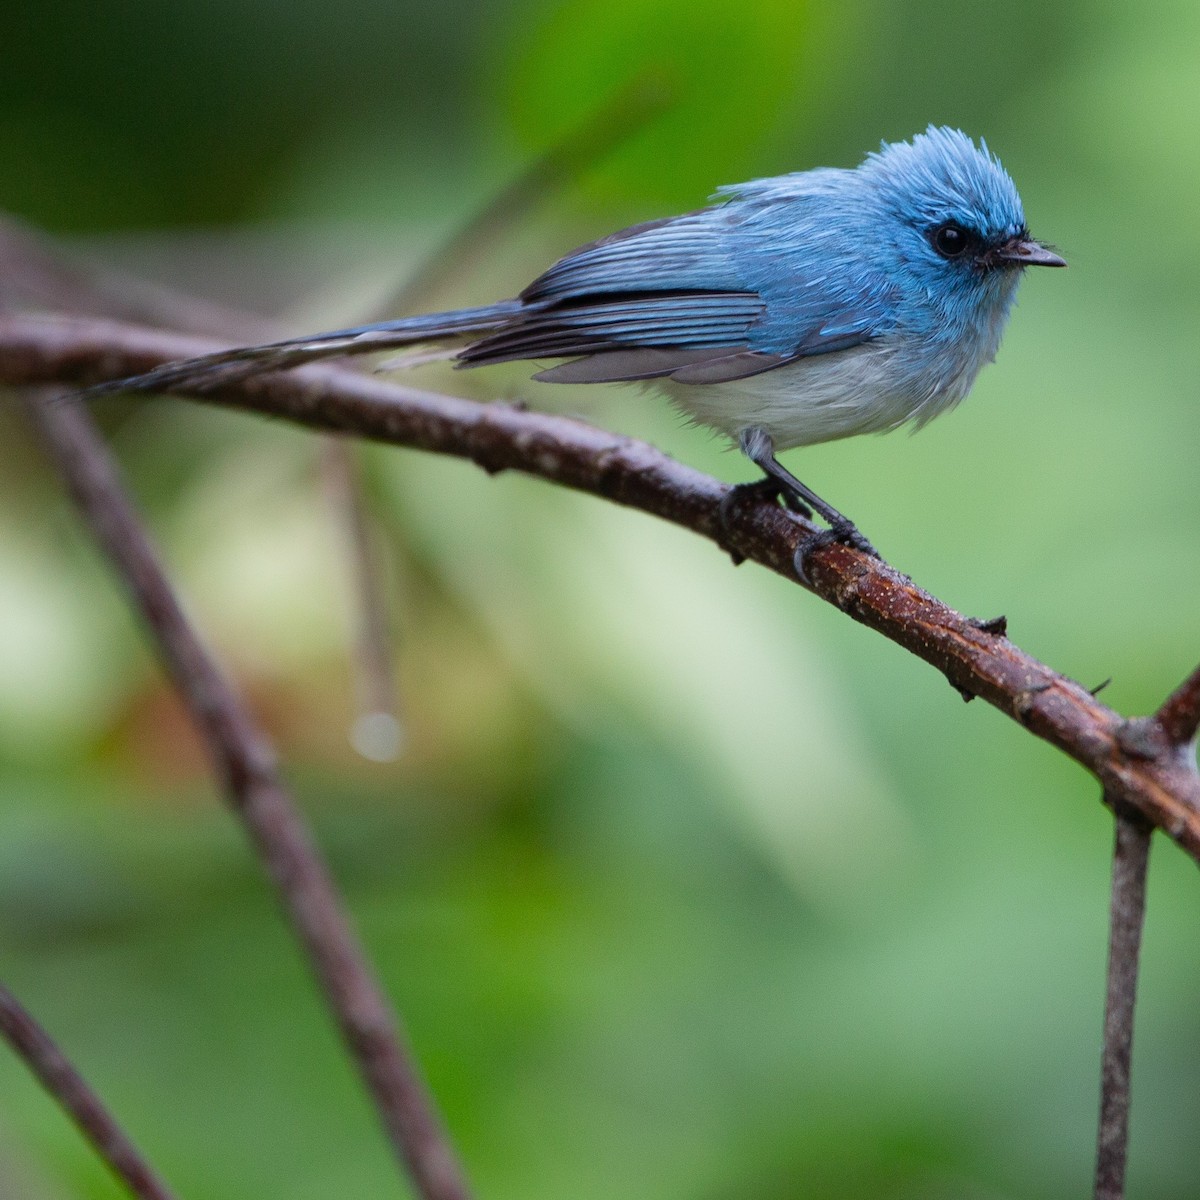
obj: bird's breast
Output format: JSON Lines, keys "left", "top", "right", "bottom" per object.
{"left": 659, "top": 337, "right": 953, "bottom": 449}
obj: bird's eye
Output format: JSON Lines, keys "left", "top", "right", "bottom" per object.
{"left": 931, "top": 223, "right": 972, "bottom": 259}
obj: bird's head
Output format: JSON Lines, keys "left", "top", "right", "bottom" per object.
{"left": 863, "top": 126, "right": 1064, "bottom": 319}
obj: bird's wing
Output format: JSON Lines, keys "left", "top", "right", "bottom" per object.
{"left": 460, "top": 207, "right": 893, "bottom": 384}
{"left": 460, "top": 292, "right": 766, "bottom": 365}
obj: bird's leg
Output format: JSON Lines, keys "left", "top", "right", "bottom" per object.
{"left": 717, "top": 438, "right": 813, "bottom": 565}
{"left": 737, "top": 426, "right": 879, "bottom": 566}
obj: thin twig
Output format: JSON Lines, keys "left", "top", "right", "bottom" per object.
{"left": 1094, "top": 804, "right": 1152, "bottom": 1200}
{"left": 4, "top": 313, "right": 1200, "bottom": 861}
{"left": 1156, "top": 662, "right": 1200, "bottom": 748}
{"left": 0, "top": 982, "right": 181, "bottom": 1200}
{"left": 320, "top": 436, "right": 404, "bottom": 760}
{"left": 24, "top": 390, "right": 471, "bottom": 1200}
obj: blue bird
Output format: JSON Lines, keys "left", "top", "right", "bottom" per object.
{"left": 88, "top": 126, "right": 1064, "bottom": 558}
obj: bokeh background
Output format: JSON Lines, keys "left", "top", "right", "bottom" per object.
{"left": 2, "top": 0, "right": 1199, "bottom": 1197}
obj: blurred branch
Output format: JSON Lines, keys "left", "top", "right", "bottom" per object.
{"left": 0, "top": 982, "right": 181, "bottom": 1200}
{"left": 379, "top": 73, "right": 671, "bottom": 316}
{"left": 1094, "top": 805, "right": 1152, "bottom": 1200}
{"left": 23, "top": 388, "right": 472, "bottom": 1200}
{"left": 4, "top": 312, "right": 1200, "bottom": 864}
{"left": 0, "top": 213, "right": 279, "bottom": 341}
{"left": 320, "top": 435, "right": 404, "bottom": 761}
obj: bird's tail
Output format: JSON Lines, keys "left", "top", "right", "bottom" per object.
{"left": 81, "top": 301, "right": 524, "bottom": 399}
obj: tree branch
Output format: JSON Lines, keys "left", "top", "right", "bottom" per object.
{"left": 3, "top": 312, "right": 1200, "bottom": 864}
{"left": 0, "top": 982, "right": 181, "bottom": 1200}
{"left": 24, "top": 388, "right": 472, "bottom": 1200}
{"left": 1094, "top": 806, "right": 1152, "bottom": 1200}
{"left": 1156, "top": 662, "right": 1200, "bottom": 748}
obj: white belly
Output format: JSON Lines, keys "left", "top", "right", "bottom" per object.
{"left": 657, "top": 337, "right": 984, "bottom": 451}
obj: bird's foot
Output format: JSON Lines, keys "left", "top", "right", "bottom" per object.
{"left": 793, "top": 520, "right": 879, "bottom": 586}
{"left": 719, "top": 478, "right": 813, "bottom": 526}
{"left": 718, "top": 479, "right": 813, "bottom": 566}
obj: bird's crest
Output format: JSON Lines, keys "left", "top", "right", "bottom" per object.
{"left": 863, "top": 125, "right": 1025, "bottom": 238}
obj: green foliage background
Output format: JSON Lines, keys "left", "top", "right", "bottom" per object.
{"left": 1, "top": 1, "right": 1199, "bottom": 1197}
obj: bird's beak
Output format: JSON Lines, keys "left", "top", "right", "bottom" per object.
{"left": 992, "top": 236, "right": 1067, "bottom": 268}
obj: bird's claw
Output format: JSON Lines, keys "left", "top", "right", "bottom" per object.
{"left": 832, "top": 521, "right": 878, "bottom": 558}
{"left": 793, "top": 521, "right": 879, "bottom": 586}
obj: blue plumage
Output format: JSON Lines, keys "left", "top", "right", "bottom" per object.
{"left": 85, "top": 126, "right": 1064, "bottom": 555}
